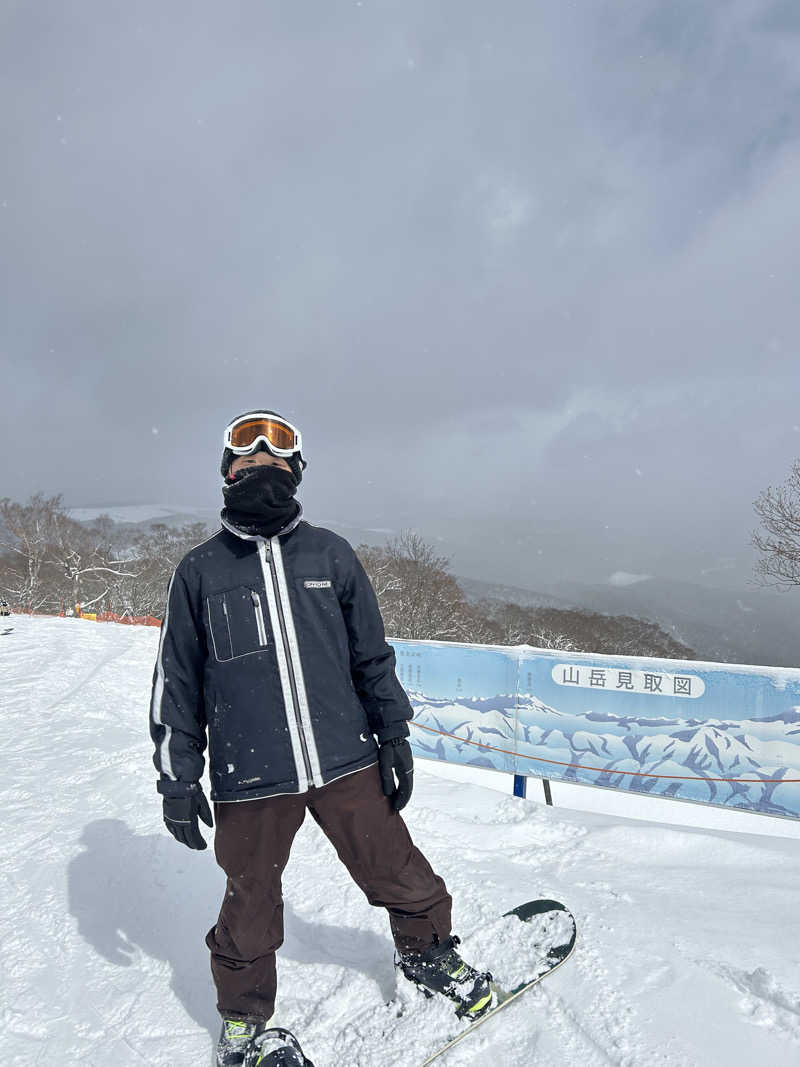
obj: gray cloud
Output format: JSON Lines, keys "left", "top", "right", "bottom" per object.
{"left": 1, "top": 1, "right": 799, "bottom": 580}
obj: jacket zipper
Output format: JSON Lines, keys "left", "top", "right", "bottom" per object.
{"left": 222, "top": 598, "right": 234, "bottom": 653}
{"left": 250, "top": 590, "right": 268, "bottom": 646}
{"left": 263, "top": 542, "right": 315, "bottom": 786}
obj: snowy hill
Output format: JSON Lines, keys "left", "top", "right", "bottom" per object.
{"left": 1, "top": 616, "right": 799, "bottom": 1066}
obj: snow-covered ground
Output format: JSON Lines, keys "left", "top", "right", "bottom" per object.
{"left": 1, "top": 615, "right": 799, "bottom": 1066}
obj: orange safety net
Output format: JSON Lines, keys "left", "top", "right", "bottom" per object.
{"left": 96, "top": 611, "right": 162, "bottom": 627}
{"left": 14, "top": 608, "right": 163, "bottom": 627}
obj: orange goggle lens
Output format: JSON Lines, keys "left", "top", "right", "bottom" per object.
{"left": 229, "top": 417, "right": 296, "bottom": 451}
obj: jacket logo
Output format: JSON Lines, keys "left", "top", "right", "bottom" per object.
{"left": 304, "top": 580, "right": 332, "bottom": 588}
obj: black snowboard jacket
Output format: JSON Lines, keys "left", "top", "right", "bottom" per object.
{"left": 148, "top": 510, "right": 412, "bottom": 802}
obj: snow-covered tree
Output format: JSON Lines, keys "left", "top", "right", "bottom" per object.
{"left": 117, "top": 522, "right": 210, "bottom": 616}
{"left": 0, "top": 493, "right": 68, "bottom": 609}
{"left": 357, "top": 530, "right": 478, "bottom": 642}
{"left": 753, "top": 459, "right": 800, "bottom": 588}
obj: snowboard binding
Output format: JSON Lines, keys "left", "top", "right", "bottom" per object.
{"left": 244, "top": 1027, "right": 315, "bottom": 1067}
{"left": 396, "top": 935, "right": 494, "bottom": 1020}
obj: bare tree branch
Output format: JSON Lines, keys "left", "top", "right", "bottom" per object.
{"left": 753, "top": 459, "right": 800, "bottom": 588}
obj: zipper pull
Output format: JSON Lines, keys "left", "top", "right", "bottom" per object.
{"left": 251, "top": 590, "right": 260, "bottom": 606}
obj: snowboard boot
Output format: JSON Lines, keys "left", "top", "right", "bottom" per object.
{"left": 247, "top": 1027, "right": 315, "bottom": 1067}
{"left": 216, "top": 1018, "right": 269, "bottom": 1067}
{"left": 396, "top": 934, "right": 493, "bottom": 1019}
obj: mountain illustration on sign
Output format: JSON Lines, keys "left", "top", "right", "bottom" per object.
{"left": 408, "top": 692, "right": 800, "bottom": 817}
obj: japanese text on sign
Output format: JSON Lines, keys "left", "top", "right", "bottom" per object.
{"left": 551, "top": 664, "right": 705, "bottom": 698}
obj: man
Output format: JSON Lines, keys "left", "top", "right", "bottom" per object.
{"left": 149, "top": 410, "right": 490, "bottom": 1067}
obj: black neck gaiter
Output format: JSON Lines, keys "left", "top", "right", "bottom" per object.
{"left": 221, "top": 465, "right": 300, "bottom": 538}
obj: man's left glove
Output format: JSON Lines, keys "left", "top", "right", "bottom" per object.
{"left": 378, "top": 737, "right": 414, "bottom": 812}
{"left": 159, "top": 783, "right": 214, "bottom": 850}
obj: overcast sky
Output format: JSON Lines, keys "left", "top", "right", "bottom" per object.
{"left": 2, "top": 1, "right": 799, "bottom": 575}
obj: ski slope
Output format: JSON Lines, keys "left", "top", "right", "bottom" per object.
{"left": 1, "top": 615, "right": 799, "bottom": 1066}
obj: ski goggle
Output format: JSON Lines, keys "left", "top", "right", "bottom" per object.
{"left": 223, "top": 413, "right": 303, "bottom": 458}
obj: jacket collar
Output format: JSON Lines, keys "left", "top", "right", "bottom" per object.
{"left": 220, "top": 501, "right": 304, "bottom": 543}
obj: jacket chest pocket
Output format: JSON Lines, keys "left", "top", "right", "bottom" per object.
{"left": 295, "top": 575, "right": 350, "bottom": 657}
{"left": 207, "top": 586, "right": 269, "bottom": 662}
{"left": 296, "top": 577, "right": 341, "bottom": 621}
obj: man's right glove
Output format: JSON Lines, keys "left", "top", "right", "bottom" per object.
{"left": 159, "top": 782, "right": 213, "bottom": 850}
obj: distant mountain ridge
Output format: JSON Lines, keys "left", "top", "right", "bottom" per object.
{"left": 65, "top": 503, "right": 800, "bottom": 668}
{"left": 67, "top": 504, "right": 218, "bottom": 526}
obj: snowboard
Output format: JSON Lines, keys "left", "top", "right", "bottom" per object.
{"left": 416, "top": 898, "right": 576, "bottom": 1066}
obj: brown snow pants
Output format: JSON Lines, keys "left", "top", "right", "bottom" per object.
{"left": 205, "top": 763, "right": 452, "bottom": 1022}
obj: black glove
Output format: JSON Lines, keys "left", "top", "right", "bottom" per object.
{"left": 378, "top": 738, "right": 414, "bottom": 812}
{"left": 161, "top": 786, "right": 213, "bottom": 850}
